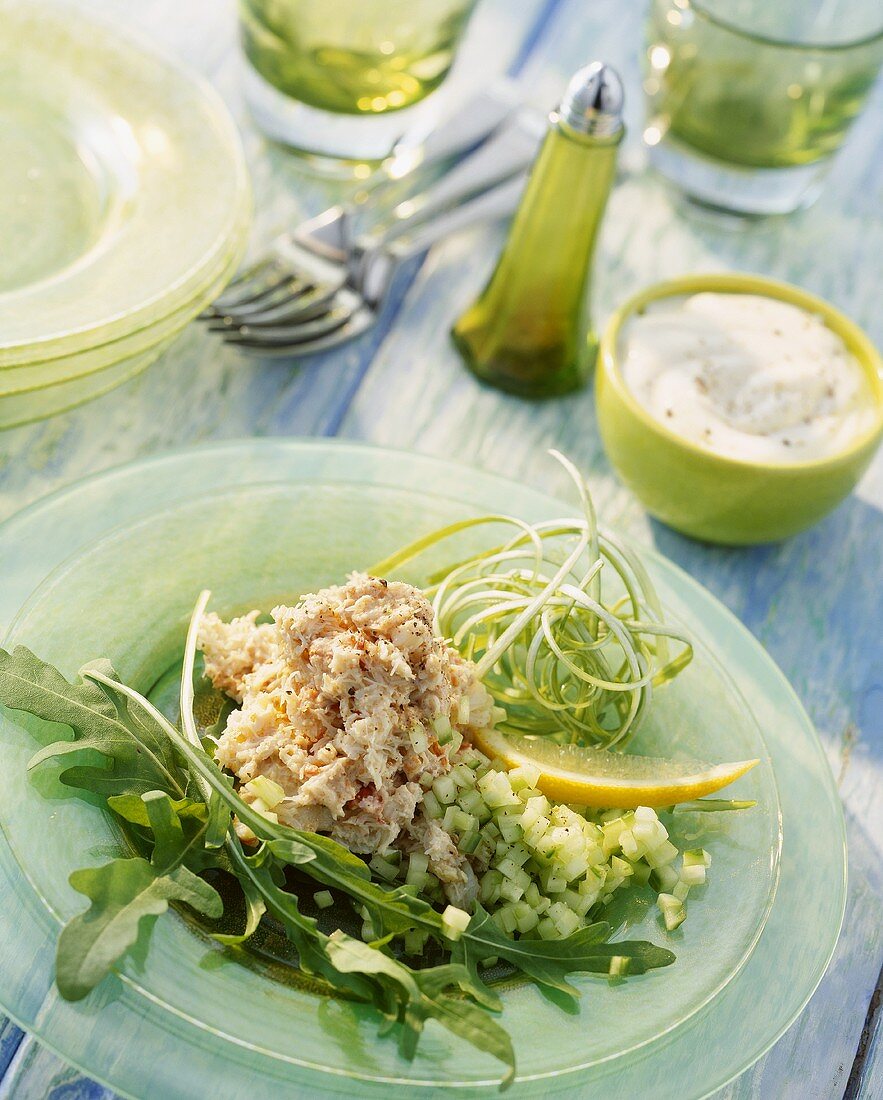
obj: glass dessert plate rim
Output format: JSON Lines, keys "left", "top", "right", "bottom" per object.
{"left": 0, "top": 215, "right": 249, "bottom": 428}
{"left": 0, "top": 439, "right": 844, "bottom": 1096}
{"left": 0, "top": 0, "right": 250, "bottom": 364}
{"left": 0, "top": 207, "right": 250, "bottom": 399}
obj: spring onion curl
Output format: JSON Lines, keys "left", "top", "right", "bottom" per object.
{"left": 370, "top": 451, "right": 692, "bottom": 750}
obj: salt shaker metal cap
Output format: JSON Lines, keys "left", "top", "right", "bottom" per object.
{"left": 558, "top": 62, "right": 625, "bottom": 139}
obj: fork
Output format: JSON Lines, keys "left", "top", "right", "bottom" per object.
{"left": 203, "top": 82, "right": 526, "bottom": 328}
{"left": 211, "top": 171, "right": 528, "bottom": 357}
{"left": 203, "top": 93, "right": 543, "bottom": 354}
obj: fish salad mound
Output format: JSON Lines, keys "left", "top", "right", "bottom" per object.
{"left": 199, "top": 572, "right": 496, "bottom": 902}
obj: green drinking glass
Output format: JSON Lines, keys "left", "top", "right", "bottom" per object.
{"left": 239, "top": 0, "right": 478, "bottom": 171}
{"left": 642, "top": 0, "right": 883, "bottom": 214}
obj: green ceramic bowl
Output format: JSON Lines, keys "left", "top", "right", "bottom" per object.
{"left": 595, "top": 273, "right": 883, "bottom": 545}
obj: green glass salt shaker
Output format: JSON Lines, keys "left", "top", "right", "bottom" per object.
{"left": 452, "top": 62, "right": 624, "bottom": 398}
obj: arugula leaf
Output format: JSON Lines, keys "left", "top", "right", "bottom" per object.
{"left": 205, "top": 787, "right": 233, "bottom": 850}
{"left": 325, "top": 936, "right": 515, "bottom": 1086}
{"left": 454, "top": 906, "right": 675, "bottom": 1000}
{"left": 57, "top": 859, "right": 218, "bottom": 1000}
{"left": 107, "top": 793, "right": 207, "bottom": 827}
{"left": 211, "top": 870, "right": 267, "bottom": 947}
{"left": 56, "top": 790, "right": 222, "bottom": 1000}
{"left": 410, "top": 965, "right": 515, "bottom": 1088}
{"left": 226, "top": 842, "right": 376, "bottom": 1002}
{"left": 0, "top": 648, "right": 186, "bottom": 799}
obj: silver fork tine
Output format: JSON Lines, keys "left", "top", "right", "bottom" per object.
{"left": 211, "top": 281, "right": 345, "bottom": 330}
{"left": 209, "top": 257, "right": 288, "bottom": 312}
{"left": 223, "top": 307, "right": 376, "bottom": 359}
{"left": 213, "top": 273, "right": 314, "bottom": 320}
{"left": 220, "top": 296, "right": 360, "bottom": 348}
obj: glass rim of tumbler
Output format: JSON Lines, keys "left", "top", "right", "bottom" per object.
{"left": 685, "top": 0, "right": 883, "bottom": 52}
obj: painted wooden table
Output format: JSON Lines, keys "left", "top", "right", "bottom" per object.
{"left": 0, "top": 0, "right": 881, "bottom": 1096}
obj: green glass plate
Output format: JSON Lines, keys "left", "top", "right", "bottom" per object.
{"left": 0, "top": 0, "right": 249, "bottom": 365}
{"left": 0, "top": 199, "right": 250, "bottom": 400}
{"left": 0, "top": 441, "right": 844, "bottom": 1098}
{"left": 0, "top": 222, "right": 247, "bottom": 428}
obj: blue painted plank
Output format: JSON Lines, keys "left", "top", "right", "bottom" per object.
{"left": 0, "top": 1020, "right": 24, "bottom": 1080}
{"left": 0, "top": 1034, "right": 115, "bottom": 1100}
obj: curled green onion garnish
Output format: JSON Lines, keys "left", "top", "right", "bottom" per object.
{"left": 370, "top": 451, "right": 692, "bottom": 750}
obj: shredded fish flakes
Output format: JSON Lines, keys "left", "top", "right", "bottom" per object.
{"left": 199, "top": 572, "right": 496, "bottom": 901}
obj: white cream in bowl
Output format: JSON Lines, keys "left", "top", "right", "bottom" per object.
{"left": 619, "top": 292, "right": 877, "bottom": 463}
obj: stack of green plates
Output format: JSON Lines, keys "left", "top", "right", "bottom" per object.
{"left": 0, "top": 0, "right": 251, "bottom": 429}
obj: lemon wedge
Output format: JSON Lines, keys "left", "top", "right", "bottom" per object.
{"left": 471, "top": 727, "right": 759, "bottom": 809}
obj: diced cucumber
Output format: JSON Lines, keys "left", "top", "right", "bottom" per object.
{"left": 477, "top": 771, "right": 520, "bottom": 809}
{"left": 650, "top": 865, "right": 679, "bottom": 894}
{"left": 451, "top": 763, "right": 475, "bottom": 789}
{"left": 508, "top": 763, "right": 541, "bottom": 791}
{"left": 499, "top": 878, "right": 525, "bottom": 903}
{"left": 250, "top": 798, "right": 278, "bottom": 824}
{"left": 679, "top": 862, "right": 706, "bottom": 886}
{"left": 405, "top": 853, "right": 429, "bottom": 887}
{"left": 496, "top": 904, "right": 519, "bottom": 934}
{"left": 432, "top": 775, "right": 457, "bottom": 806}
{"left": 441, "top": 904, "right": 471, "bottom": 940}
{"left": 657, "top": 892, "right": 686, "bottom": 931}
{"left": 458, "top": 830, "right": 481, "bottom": 854}
{"left": 560, "top": 854, "right": 589, "bottom": 881}
{"left": 433, "top": 715, "right": 453, "bottom": 744}
{"left": 683, "top": 847, "right": 711, "bottom": 868}
{"left": 644, "top": 839, "right": 679, "bottom": 868}
{"left": 369, "top": 854, "right": 399, "bottom": 882}
{"left": 243, "top": 775, "right": 285, "bottom": 809}
{"left": 497, "top": 817, "right": 522, "bottom": 843}
{"left": 537, "top": 916, "right": 559, "bottom": 940}
{"left": 457, "top": 787, "right": 489, "bottom": 820}
{"left": 619, "top": 829, "right": 640, "bottom": 860}
{"left": 608, "top": 955, "right": 631, "bottom": 977}
{"left": 421, "top": 790, "right": 443, "bottom": 820}
{"left": 611, "top": 855, "right": 633, "bottom": 878}
{"left": 513, "top": 902, "right": 540, "bottom": 934}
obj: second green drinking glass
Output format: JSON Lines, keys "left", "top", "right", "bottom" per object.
{"left": 643, "top": 0, "right": 883, "bottom": 214}
{"left": 239, "top": 0, "right": 478, "bottom": 169}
